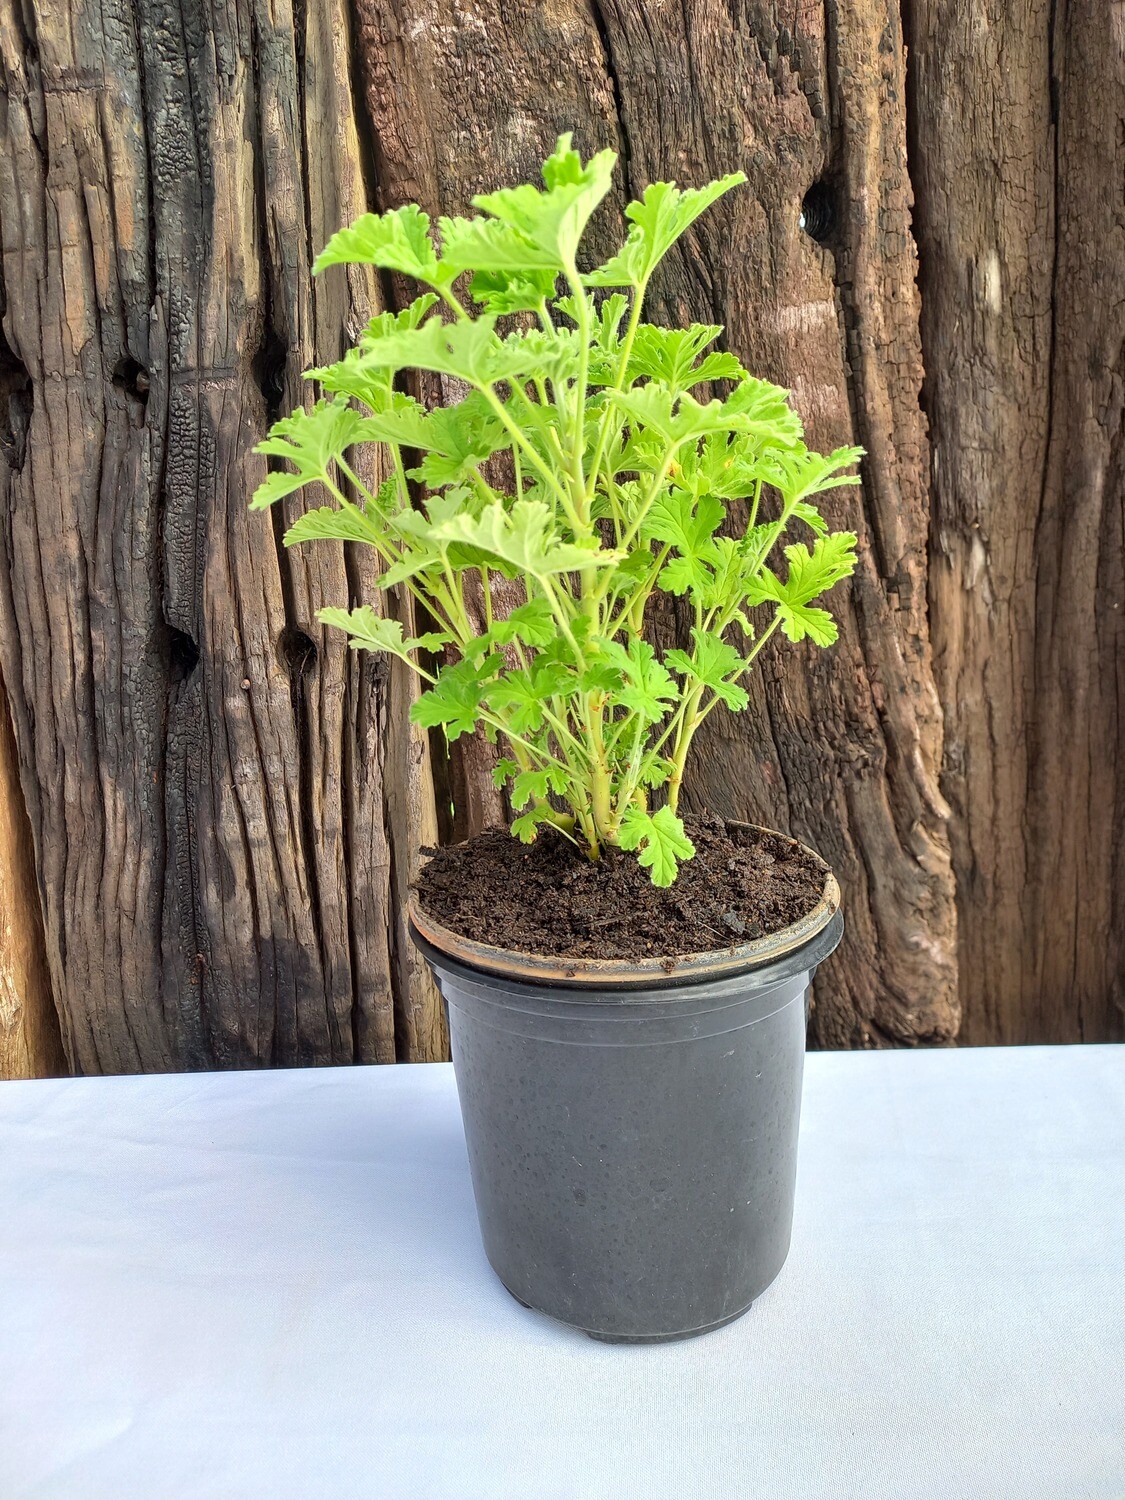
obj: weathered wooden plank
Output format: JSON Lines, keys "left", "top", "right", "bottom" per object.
{"left": 352, "top": 0, "right": 959, "bottom": 1046}
{"left": 908, "top": 0, "right": 1125, "bottom": 1043}
{"left": 0, "top": 669, "right": 63, "bottom": 1078}
{"left": 0, "top": 0, "right": 442, "bottom": 1072}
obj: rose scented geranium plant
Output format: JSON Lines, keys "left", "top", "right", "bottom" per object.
{"left": 250, "top": 136, "right": 860, "bottom": 888}
{"left": 251, "top": 138, "right": 860, "bottom": 1343}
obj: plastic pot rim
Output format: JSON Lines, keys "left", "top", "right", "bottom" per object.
{"left": 408, "top": 821, "right": 842, "bottom": 992}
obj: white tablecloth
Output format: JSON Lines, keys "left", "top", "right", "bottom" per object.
{"left": 1, "top": 1045, "right": 1122, "bottom": 1499}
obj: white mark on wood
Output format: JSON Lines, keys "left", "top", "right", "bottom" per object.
{"left": 790, "top": 372, "right": 846, "bottom": 423}
{"left": 909, "top": 929, "right": 952, "bottom": 963}
{"left": 981, "top": 250, "right": 1002, "bottom": 314}
{"left": 964, "top": 530, "right": 994, "bottom": 608}
{"left": 508, "top": 111, "right": 538, "bottom": 145}
{"left": 773, "top": 299, "right": 836, "bottom": 335}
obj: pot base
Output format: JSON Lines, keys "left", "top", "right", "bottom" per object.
{"left": 500, "top": 1275, "right": 754, "bottom": 1343}
{"left": 583, "top": 1302, "right": 754, "bottom": 1344}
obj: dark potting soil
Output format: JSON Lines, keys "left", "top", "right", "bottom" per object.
{"left": 414, "top": 816, "right": 830, "bottom": 960}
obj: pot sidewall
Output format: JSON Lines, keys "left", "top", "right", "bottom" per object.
{"left": 415, "top": 912, "right": 844, "bottom": 1341}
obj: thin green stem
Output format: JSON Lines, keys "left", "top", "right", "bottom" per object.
{"left": 590, "top": 443, "right": 680, "bottom": 612}
{"left": 476, "top": 708, "right": 572, "bottom": 771}
{"left": 586, "top": 279, "right": 647, "bottom": 489}
{"left": 478, "top": 387, "right": 575, "bottom": 515}
{"left": 322, "top": 472, "right": 464, "bottom": 642}
{"left": 605, "top": 543, "right": 670, "bottom": 638}
{"left": 665, "top": 612, "right": 784, "bottom": 813}
{"left": 563, "top": 264, "right": 592, "bottom": 524}
{"left": 537, "top": 575, "right": 587, "bottom": 667}
{"left": 478, "top": 567, "right": 494, "bottom": 631}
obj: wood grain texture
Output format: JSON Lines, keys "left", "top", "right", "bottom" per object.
{"left": 0, "top": 0, "right": 443, "bottom": 1071}
{"left": 0, "top": 669, "right": 63, "bottom": 1077}
{"left": 908, "top": 0, "right": 1125, "bottom": 1042}
{"left": 352, "top": 0, "right": 959, "bottom": 1046}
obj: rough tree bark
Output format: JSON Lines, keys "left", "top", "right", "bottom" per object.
{"left": 0, "top": 668, "right": 63, "bottom": 1077}
{"left": 0, "top": 0, "right": 443, "bottom": 1072}
{"left": 352, "top": 0, "right": 960, "bottom": 1046}
{"left": 908, "top": 0, "right": 1125, "bottom": 1043}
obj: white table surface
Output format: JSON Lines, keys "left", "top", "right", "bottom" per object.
{"left": 1, "top": 1046, "right": 1122, "bottom": 1500}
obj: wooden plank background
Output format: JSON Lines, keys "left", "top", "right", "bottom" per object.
{"left": 0, "top": 0, "right": 1121, "bottom": 1074}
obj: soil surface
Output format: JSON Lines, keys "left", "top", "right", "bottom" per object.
{"left": 414, "top": 816, "right": 830, "bottom": 960}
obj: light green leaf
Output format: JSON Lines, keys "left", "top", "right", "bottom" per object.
{"left": 715, "top": 377, "right": 805, "bottom": 447}
{"left": 350, "top": 315, "right": 506, "bottom": 386}
{"left": 313, "top": 206, "right": 448, "bottom": 284}
{"left": 364, "top": 293, "right": 441, "bottom": 339}
{"left": 578, "top": 661, "right": 622, "bottom": 693}
{"left": 488, "top": 659, "right": 576, "bottom": 733}
{"left": 375, "top": 496, "right": 473, "bottom": 588}
{"left": 753, "top": 532, "right": 858, "bottom": 645}
{"left": 307, "top": 352, "right": 383, "bottom": 409}
{"left": 790, "top": 499, "right": 830, "bottom": 536}
{"left": 410, "top": 655, "right": 501, "bottom": 740}
{"left": 348, "top": 315, "right": 579, "bottom": 392}
{"left": 432, "top": 500, "right": 616, "bottom": 579}
{"left": 667, "top": 432, "right": 762, "bottom": 501}
{"left": 664, "top": 628, "right": 750, "bottom": 710}
{"left": 757, "top": 444, "right": 865, "bottom": 504}
{"left": 612, "top": 379, "right": 799, "bottom": 448}
{"left": 584, "top": 173, "right": 746, "bottom": 289}
{"left": 440, "top": 215, "right": 563, "bottom": 275}
{"left": 658, "top": 552, "right": 710, "bottom": 597}
{"left": 310, "top": 297, "right": 447, "bottom": 411}
{"left": 490, "top": 597, "right": 557, "bottom": 648}
{"left": 642, "top": 491, "right": 725, "bottom": 602}
{"left": 466, "top": 134, "right": 617, "bottom": 271}
{"left": 595, "top": 293, "right": 629, "bottom": 348}
{"left": 510, "top": 765, "right": 569, "bottom": 809}
{"left": 511, "top": 803, "right": 559, "bottom": 843}
{"left": 250, "top": 469, "right": 310, "bottom": 509}
{"left": 617, "top": 805, "right": 696, "bottom": 886}
{"left": 590, "top": 638, "right": 677, "bottom": 723}
{"left": 641, "top": 490, "right": 725, "bottom": 553}
{"left": 492, "top": 758, "right": 520, "bottom": 788}
{"left": 611, "top": 385, "right": 731, "bottom": 446}
{"left": 358, "top": 398, "right": 435, "bottom": 451}
{"left": 284, "top": 502, "right": 383, "bottom": 549}
{"left": 406, "top": 392, "right": 511, "bottom": 487}
{"left": 253, "top": 400, "right": 367, "bottom": 474}
{"left": 775, "top": 601, "right": 838, "bottom": 646}
{"left": 497, "top": 326, "right": 583, "bottom": 387}
{"left": 626, "top": 324, "right": 745, "bottom": 395}
{"left": 470, "top": 267, "right": 559, "bottom": 314}
{"left": 309, "top": 300, "right": 443, "bottom": 407}
{"left": 317, "top": 605, "right": 451, "bottom": 658}
{"left": 778, "top": 532, "right": 859, "bottom": 599}
{"left": 252, "top": 399, "right": 373, "bottom": 509}
{"left": 637, "top": 754, "right": 675, "bottom": 790}
{"left": 696, "top": 536, "right": 760, "bottom": 612}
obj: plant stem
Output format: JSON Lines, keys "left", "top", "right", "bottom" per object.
{"left": 586, "top": 279, "right": 647, "bottom": 489}
{"left": 665, "top": 612, "right": 784, "bottom": 812}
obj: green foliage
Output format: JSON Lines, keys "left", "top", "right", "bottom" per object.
{"left": 583, "top": 175, "right": 748, "bottom": 289}
{"left": 617, "top": 805, "right": 697, "bottom": 887}
{"left": 251, "top": 138, "right": 862, "bottom": 886}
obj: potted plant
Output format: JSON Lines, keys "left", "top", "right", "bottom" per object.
{"left": 251, "top": 137, "right": 860, "bottom": 1342}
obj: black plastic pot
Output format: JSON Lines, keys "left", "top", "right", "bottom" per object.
{"left": 409, "top": 828, "right": 843, "bottom": 1343}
